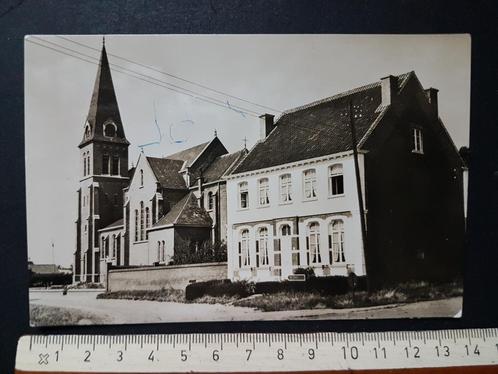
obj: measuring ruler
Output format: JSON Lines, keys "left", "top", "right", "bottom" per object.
{"left": 15, "top": 328, "right": 498, "bottom": 373}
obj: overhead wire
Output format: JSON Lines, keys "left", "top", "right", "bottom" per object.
{"left": 26, "top": 37, "right": 263, "bottom": 118}
{"left": 55, "top": 35, "right": 283, "bottom": 113}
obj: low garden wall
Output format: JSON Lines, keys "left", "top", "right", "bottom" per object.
{"left": 106, "top": 262, "right": 227, "bottom": 292}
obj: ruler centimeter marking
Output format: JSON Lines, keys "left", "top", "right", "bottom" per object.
{"left": 15, "top": 328, "right": 498, "bottom": 373}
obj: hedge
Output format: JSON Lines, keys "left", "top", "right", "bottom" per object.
{"left": 29, "top": 272, "right": 72, "bottom": 287}
{"left": 185, "top": 279, "right": 254, "bottom": 301}
{"left": 185, "top": 276, "right": 367, "bottom": 301}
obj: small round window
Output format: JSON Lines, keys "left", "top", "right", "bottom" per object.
{"left": 104, "top": 123, "right": 116, "bottom": 137}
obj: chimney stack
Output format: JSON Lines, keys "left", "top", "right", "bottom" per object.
{"left": 425, "top": 88, "right": 439, "bottom": 118}
{"left": 259, "top": 113, "right": 275, "bottom": 140}
{"left": 380, "top": 75, "right": 399, "bottom": 107}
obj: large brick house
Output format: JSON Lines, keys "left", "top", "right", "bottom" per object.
{"left": 225, "top": 72, "right": 466, "bottom": 286}
{"left": 74, "top": 44, "right": 246, "bottom": 283}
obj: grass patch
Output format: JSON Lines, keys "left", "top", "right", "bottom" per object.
{"left": 97, "top": 288, "right": 185, "bottom": 303}
{"left": 30, "top": 304, "right": 107, "bottom": 326}
{"left": 233, "top": 280, "right": 463, "bottom": 312}
{"left": 96, "top": 280, "right": 463, "bottom": 312}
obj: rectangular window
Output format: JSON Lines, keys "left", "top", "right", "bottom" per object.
{"left": 134, "top": 209, "right": 139, "bottom": 242}
{"left": 329, "top": 164, "right": 344, "bottom": 196}
{"left": 239, "top": 182, "right": 249, "bottom": 209}
{"left": 102, "top": 154, "right": 110, "bottom": 174}
{"left": 329, "top": 220, "right": 345, "bottom": 264}
{"left": 239, "top": 230, "right": 250, "bottom": 267}
{"left": 413, "top": 128, "right": 424, "bottom": 153}
{"left": 307, "top": 223, "right": 321, "bottom": 265}
{"left": 111, "top": 156, "right": 119, "bottom": 175}
{"left": 258, "top": 178, "right": 270, "bottom": 206}
{"left": 303, "top": 169, "right": 317, "bottom": 200}
{"left": 279, "top": 174, "right": 292, "bottom": 203}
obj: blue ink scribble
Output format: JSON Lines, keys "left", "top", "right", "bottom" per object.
{"left": 138, "top": 102, "right": 163, "bottom": 152}
{"left": 169, "top": 118, "right": 194, "bottom": 144}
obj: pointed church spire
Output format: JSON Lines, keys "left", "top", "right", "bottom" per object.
{"left": 80, "top": 40, "right": 128, "bottom": 147}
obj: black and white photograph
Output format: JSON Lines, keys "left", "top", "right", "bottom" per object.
{"left": 25, "top": 34, "right": 470, "bottom": 326}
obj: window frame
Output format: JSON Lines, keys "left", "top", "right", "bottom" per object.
{"left": 134, "top": 209, "right": 139, "bottom": 242}
{"left": 303, "top": 169, "right": 317, "bottom": 201}
{"left": 258, "top": 178, "right": 270, "bottom": 207}
{"left": 238, "top": 229, "right": 250, "bottom": 268}
{"left": 329, "top": 219, "right": 346, "bottom": 264}
{"left": 207, "top": 191, "right": 214, "bottom": 211}
{"left": 238, "top": 181, "right": 249, "bottom": 209}
{"left": 307, "top": 222, "right": 321, "bottom": 265}
{"left": 412, "top": 127, "right": 424, "bottom": 154}
{"left": 256, "top": 227, "right": 270, "bottom": 267}
{"left": 103, "top": 122, "right": 117, "bottom": 138}
{"left": 328, "top": 164, "right": 345, "bottom": 197}
{"left": 279, "top": 173, "right": 293, "bottom": 204}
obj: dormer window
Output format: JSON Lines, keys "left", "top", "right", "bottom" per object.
{"left": 104, "top": 122, "right": 117, "bottom": 138}
{"left": 84, "top": 125, "right": 91, "bottom": 140}
{"left": 413, "top": 128, "right": 424, "bottom": 154}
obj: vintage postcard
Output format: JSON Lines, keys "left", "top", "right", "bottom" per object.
{"left": 25, "top": 34, "right": 469, "bottom": 325}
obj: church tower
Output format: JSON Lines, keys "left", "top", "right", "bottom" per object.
{"left": 74, "top": 40, "right": 130, "bottom": 283}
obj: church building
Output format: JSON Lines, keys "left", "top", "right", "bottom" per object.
{"left": 74, "top": 43, "right": 246, "bottom": 284}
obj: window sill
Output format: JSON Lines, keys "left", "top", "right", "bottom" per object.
{"left": 278, "top": 201, "right": 293, "bottom": 206}
{"left": 133, "top": 240, "right": 147, "bottom": 244}
{"left": 237, "top": 207, "right": 249, "bottom": 212}
{"left": 257, "top": 204, "right": 270, "bottom": 209}
{"left": 303, "top": 197, "right": 318, "bottom": 202}
{"left": 328, "top": 193, "right": 345, "bottom": 199}
{"left": 411, "top": 150, "right": 424, "bottom": 155}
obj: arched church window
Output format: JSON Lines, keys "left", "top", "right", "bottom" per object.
{"left": 104, "top": 122, "right": 117, "bottom": 137}
{"left": 140, "top": 169, "right": 144, "bottom": 187}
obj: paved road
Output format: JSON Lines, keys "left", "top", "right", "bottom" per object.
{"left": 29, "top": 290, "right": 462, "bottom": 325}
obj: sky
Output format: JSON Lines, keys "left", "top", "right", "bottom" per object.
{"left": 25, "top": 34, "right": 471, "bottom": 266}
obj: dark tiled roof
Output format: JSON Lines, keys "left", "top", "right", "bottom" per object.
{"left": 100, "top": 218, "right": 124, "bottom": 231}
{"left": 79, "top": 45, "right": 129, "bottom": 147}
{"left": 200, "top": 149, "right": 248, "bottom": 184}
{"left": 233, "top": 73, "right": 411, "bottom": 174}
{"left": 153, "top": 192, "right": 212, "bottom": 227}
{"left": 164, "top": 141, "right": 210, "bottom": 166}
{"left": 147, "top": 157, "right": 187, "bottom": 190}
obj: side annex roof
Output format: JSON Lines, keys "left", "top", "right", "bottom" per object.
{"left": 152, "top": 192, "right": 212, "bottom": 228}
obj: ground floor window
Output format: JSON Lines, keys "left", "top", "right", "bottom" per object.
{"left": 306, "top": 222, "right": 321, "bottom": 265}
{"left": 329, "top": 220, "right": 345, "bottom": 263}
{"left": 256, "top": 227, "right": 269, "bottom": 267}
{"left": 238, "top": 229, "right": 250, "bottom": 268}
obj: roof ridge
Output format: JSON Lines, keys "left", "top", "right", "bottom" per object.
{"left": 173, "top": 192, "right": 194, "bottom": 224}
{"left": 281, "top": 72, "right": 411, "bottom": 117}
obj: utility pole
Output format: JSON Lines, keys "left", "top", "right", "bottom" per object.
{"left": 348, "top": 100, "right": 370, "bottom": 293}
